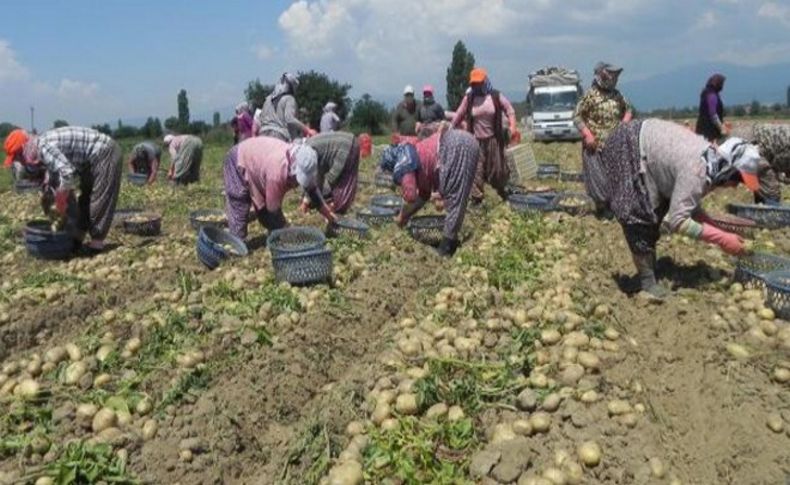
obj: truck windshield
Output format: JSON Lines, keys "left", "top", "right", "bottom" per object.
{"left": 532, "top": 91, "right": 579, "bottom": 112}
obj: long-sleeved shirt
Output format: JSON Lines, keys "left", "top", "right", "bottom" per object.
{"left": 167, "top": 135, "right": 201, "bottom": 160}
{"left": 27, "top": 127, "right": 115, "bottom": 190}
{"left": 320, "top": 112, "right": 340, "bottom": 133}
{"left": 639, "top": 119, "right": 711, "bottom": 235}
{"left": 393, "top": 102, "right": 419, "bottom": 136}
{"left": 305, "top": 132, "right": 355, "bottom": 195}
{"left": 236, "top": 112, "right": 254, "bottom": 141}
{"left": 451, "top": 92, "right": 515, "bottom": 140}
{"left": 574, "top": 86, "right": 630, "bottom": 146}
{"left": 236, "top": 136, "right": 297, "bottom": 212}
{"left": 258, "top": 94, "right": 308, "bottom": 141}
{"left": 400, "top": 132, "right": 441, "bottom": 203}
{"left": 418, "top": 101, "right": 446, "bottom": 124}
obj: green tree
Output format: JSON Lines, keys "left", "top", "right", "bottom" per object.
{"left": 113, "top": 120, "right": 138, "bottom": 139}
{"left": 445, "top": 40, "right": 476, "bottom": 111}
{"left": 771, "top": 103, "right": 782, "bottom": 113}
{"left": 733, "top": 105, "right": 747, "bottom": 117}
{"left": 213, "top": 112, "right": 221, "bottom": 127}
{"left": 295, "top": 70, "right": 352, "bottom": 129}
{"left": 0, "top": 122, "right": 20, "bottom": 138}
{"left": 52, "top": 119, "right": 69, "bottom": 128}
{"left": 177, "top": 89, "right": 190, "bottom": 128}
{"left": 188, "top": 121, "right": 209, "bottom": 135}
{"left": 91, "top": 123, "right": 112, "bottom": 135}
{"left": 245, "top": 79, "right": 274, "bottom": 111}
{"left": 349, "top": 94, "right": 389, "bottom": 135}
{"left": 750, "top": 100, "right": 761, "bottom": 116}
{"left": 139, "top": 117, "right": 163, "bottom": 138}
{"left": 164, "top": 117, "right": 180, "bottom": 132}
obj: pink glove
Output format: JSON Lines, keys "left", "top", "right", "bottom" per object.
{"left": 700, "top": 223, "right": 745, "bottom": 256}
{"left": 622, "top": 111, "right": 633, "bottom": 123}
{"left": 54, "top": 189, "right": 71, "bottom": 216}
{"left": 581, "top": 127, "right": 597, "bottom": 150}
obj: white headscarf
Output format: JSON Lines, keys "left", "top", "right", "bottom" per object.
{"left": 706, "top": 137, "right": 761, "bottom": 187}
{"left": 235, "top": 102, "right": 249, "bottom": 115}
{"left": 288, "top": 140, "right": 318, "bottom": 189}
{"left": 163, "top": 134, "right": 175, "bottom": 145}
{"left": 271, "top": 72, "right": 300, "bottom": 102}
{"left": 323, "top": 102, "right": 337, "bottom": 113}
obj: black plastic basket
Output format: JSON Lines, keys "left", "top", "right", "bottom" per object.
{"left": 765, "top": 270, "right": 790, "bottom": 320}
{"left": 726, "top": 203, "right": 790, "bottom": 229}
{"left": 266, "top": 227, "right": 326, "bottom": 258}
{"left": 127, "top": 173, "right": 148, "bottom": 186}
{"left": 123, "top": 212, "right": 162, "bottom": 237}
{"left": 14, "top": 180, "right": 41, "bottom": 194}
{"left": 407, "top": 215, "right": 445, "bottom": 247}
{"left": 560, "top": 171, "right": 584, "bottom": 183}
{"left": 357, "top": 206, "right": 399, "bottom": 227}
{"left": 508, "top": 194, "right": 554, "bottom": 214}
{"left": 197, "top": 226, "right": 248, "bottom": 270}
{"left": 24, "top": 220, "right": 74, "bottom": 260}
{"left": 370, "top": 194, "right": 402, "bottom": 210}
{"left": 553, "top": 192, "right": 595, "bottom": 216}
{"left": 708, "top": 213, "right": 757, "bottom": 238}
{"left": 272, "top": 248, "right": 333, "bottom": 285}
{"left": 327, "top": 217, "right": 370, "bottom": 239}
{"left": 734, "top": 252, "right": 790, "bottom": 289}
{"left": 113, "top": 208, "right": 143, "bottom": 227}
{"left": 537, "top": 164, "right": 560, "bottom": 180}
{"left": 190, "top": 209, "right": 227, "bottom": 231}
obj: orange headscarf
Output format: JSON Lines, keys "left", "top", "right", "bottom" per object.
{"left": 3, "top": 129, "right": 29, "bottom": 167}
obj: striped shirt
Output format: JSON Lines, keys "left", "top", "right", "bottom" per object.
{"left": 31, "top": 127, "right": 115, "bottom": 189}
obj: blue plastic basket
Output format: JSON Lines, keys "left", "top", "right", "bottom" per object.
{"left": 190, "top": 209, "right": 227, "bottom": 231}
{"left": 197, "top": 226, "right": 248, "bottom": 270}
{"left": 24, "top": 220, "right": 74, "bottom": 260}
{"left": 726, "top": 203, "right": 790, "bottom": 229}
{"left": 357, "top": 206, "right": 399, "bottom": 227}
{"left": 327, "top": 217, "right": 370, "bottom": 239}
{"left": 734, "top": 252, "right": 790, "bottom": 289}
{"left": 537, "top": 163, "right": 560, "bottom": 180}
{"left": 765, "top": 270, "right": 790, "bottom": 320}
{"left": 370, "top": 194, "right": 403, "bottom": 210}
{"left": 271, "top": 248, "right": 333, "bottom": 285}
{"left": 508, "top": 193, "right": 554, "bottom": 214}
{"left": 127, "top": 173, "right": 148, "bottom": 186}
{"left": 266, "top": 227, "right": 327, "bottom": 258}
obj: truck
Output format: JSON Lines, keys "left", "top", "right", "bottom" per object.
{"left": 527, "top": 67, "right": 583, "bottom": 142}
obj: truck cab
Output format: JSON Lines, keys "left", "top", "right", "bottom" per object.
{"left": 527, "top": 67, "right": 583, "bottom": 142}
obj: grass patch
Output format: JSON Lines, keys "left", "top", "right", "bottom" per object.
{"left": 21, "top": 270, "right": 84, "bottom": 289}
{"left": 280, "top": 422, "right": 336, "bottom": 485}
{"left": 157, "top": 367, "right": 210, "bottom": 412}
{"left": 44, "top": 441, "right": 138, "bottom": 484}
{"left": 0, "top": 402, "right": 52, "bottom": 458}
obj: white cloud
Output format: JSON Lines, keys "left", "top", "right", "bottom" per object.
{"left": 253, "top": 44, "right": 276, "bottom": 60}
{"left": 693, "top": 10, "right": 719, "bottom": 30}
{"left": 57, "top": 79, "right": 99, "bottom": 99}
{"left": 0, "top": 40, "right": 29, "bottom": 82}
{"left": 758, "top": 2, "right": 790, "bottom": 27}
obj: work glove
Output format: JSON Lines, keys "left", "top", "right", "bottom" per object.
{"left": 54, "top": 189, "right": 71, "bottom": 216}
{"left": 581, "top": 127, "right": 597, "bottom": 151}
{"left": 699, "top": 223, "right": 746, "bottom": 256}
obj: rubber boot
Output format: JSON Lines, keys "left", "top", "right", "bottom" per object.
{"left": 632, "top": 252, "right": 669, "bottom": 302}
{"left": 436, "top": 237, "right": 459, "bottom": 257}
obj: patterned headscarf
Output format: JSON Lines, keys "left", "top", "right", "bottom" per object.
{"left": 271, "top": 72, "right": 299, "bottom": 102}
{"left": 704, "top": 137, "right": 761, "bottom": 190}
{"left": 288, "top": 140, "right": 319, "bottom": 189}
{"left": 22, "top": 137, "right": 40, "bottom": 165}
{"left": 594, "top": 62, "right": 623, "bottom": 91}
{"left": 235, "top": 102, "right": 249, "bottom": 115}
{"left": 392, "top": 143, "right": 420, "bottom": 184}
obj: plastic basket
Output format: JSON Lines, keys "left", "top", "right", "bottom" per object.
{"left": 370, "top": 194, "right": 403, "bottom": 210}
{"left": 113, "top": 208, "right": 143, "bottom": 227}
{"left": 407, "top": 215, "right": 445, "bottom": 247}
{"left": 14, "top": 180, "right": 41, "bottom": 194}
{"left": 326, "top": 217, "right": 370, "bottom": 239}
{"left": 189, "top": 209, "right": 227, "bottom": 231}
{"left": 537, "top": 163, "right": 560, "bottom": 180}
{"left": 560, "top": 171, "right": 584, "bottom": 183}
{"left": 708, "top": 213, "right": 757, "bottom": 238}
{"left": 726, "top": 203, "right": 790, "bottom": 229}
{"left": 508, "top": 194, "right": 554, "bottom": 214}
{"left": 127, "top": 173, "right": 148, "bottom": 186}
{"left": 266, "top": 227, "right": 326, "bottom": 258}
{"left": 375, "top": 171, "right": 394, "bottom": 188}
{"left": 24, "top": 220, "right": 74, "bottom": 260}
{"left": 506, "top": 143, "right": 537, "bottom": 182}
{"left": 197, "top": 226, "right": 248, "bottom": 270}
{"left": 734, "top": 252, "right": 790, "bottom": 289}
{"left": 357, "top": 206, "right": 399, "bottom": 227}
{"left": 765, "top": 270, "right": 790, "bottom": 320}
{"left": 123, "top": 212, "right": 162, "bottom": 237}
{"left": 553, "top": 192, "right": 595, "bottom": 216}
{"left": 272, "top": 248, "right": 333, "bottom": 285}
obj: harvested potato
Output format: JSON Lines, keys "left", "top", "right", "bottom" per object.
{"left": 578, "top": 441, "right": 602, "bottom": 467}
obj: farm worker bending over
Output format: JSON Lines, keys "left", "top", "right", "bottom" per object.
{"left": 3, "top": 129, "right": 45, "bottom": 183}
{"left": 451, "top": 68, "right": 520, "bottom": 204}
{"left": 381, "top": 123, "right": 479, "bottom": 257}
{"left": 303, "top": 132, "right": 360, "bottom": 214}
{"left": 320, "top": 102, "right": 341, "bottom": 133}
{"left": 255, "top": 72, "right": 315, "bottom": 141}
{"left": 127, "top": 141, "right": 162, "bottom": 184}
{"left": 164, "top": 134, "right": 203, "bottom": 185}
{"left": 5, "top": 127, "right": 122, "bottom": 252}
{"left": 222, "top": 136, "right": 337, "bottom": 239}
{"left": 234, "top": 102, "right": 254, "bottom": 143}
{"left": 750, "top": 123, "right": 790, "bottom": 205}
{"left": 574, "top": 62, "right": 633, "bottom": 215}
{"left": 392, "top": 85, "right": 419, "bottom": 140}
{"left": 695, "top": 74, "right": 729, "bottom": 142}
{"left": 600, "top": 119, "right": 761, "bottom": 300}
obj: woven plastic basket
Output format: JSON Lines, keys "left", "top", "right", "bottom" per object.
{"left": 375, "top": 171, "right": 394, "bottom": 188}
{"left": 708, "top": 213, "right": 757, "bottom": 238}
{"left": 370, "top": 194, "right": 403, "bottom": 210}
{"left": 560, "top": 171, "right": 584, "bottom": 183}
{"left": 553, "top": 192, "right": 595, "bottom": 216}
{"left": 14, "top": 179, "right": 41, "bottom": 194}
{"left": 726, "top": 203, "right": 790, "bottom": 229}
{"left": 266, "top": 227, "right": 326, "bottom": 258}
{"left": 734, "top": 252, "right": 790, "bottom": 289}
{"left": 272, "top": 248, "right": 333, "bottom": 285}
{"left": 765, "top": 270, "right": 790, "bottom": 320}
{"left": 127, "top": 173, "right": 148, "bottom": 186}
{"left": 113, "top": 208, "right": 143, "bottom": 227}
{"left": 506, "top": 144, "right": 538, "bottom": 182}
{"left": 357, "top": 206, "right": 399, "bottom": 227}
{"left": 24, "top": 220, "right": 74, "bottom": 260}
{"left": 537, "top": 163, "right": 560, "bottom": 180}
{"left": 326, "top": 217, "right": 370, "bottom": 239}
{"left": 197, "top": 226, "right": 248, "bottom": 270}
{"left": 408, "top": 215, "right": 445, "bottom": 247}
{"left": 190, "top": 209, "right": 227, "bottom": 231}
{"left": 508, "top": 194, "right": 554, "bottom": 214}
{"left": 123, "top": 212, "right": 162, "bottom": 236}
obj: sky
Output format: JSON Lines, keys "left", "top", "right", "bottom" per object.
{"left": 1, "top": 0, "right": 789, "bottom": 129}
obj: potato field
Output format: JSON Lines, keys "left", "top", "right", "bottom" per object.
{"left": 0, "top": 133, "right": 788, "bottom": 485}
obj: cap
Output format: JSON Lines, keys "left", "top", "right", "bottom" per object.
{"left": 422, "top": 85, "right": 434, "bottom": 94}
{"left": 403, "top": 85, "right": 415, "bottom": 95}
{"left": 3, "top": 129, "right": 29, "bottom": 167}
{"left": 469, "top": 68, "right": 487, "bottom": 84}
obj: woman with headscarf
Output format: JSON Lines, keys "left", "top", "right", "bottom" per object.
{"left": 600, "top": 118, "right": 761, "bottom": 300}
{"left": 234, "top": 102, "right": 254, "bottom": 143}
{"left": 574, "top": 62, "right": 633, "bottom": 214}
{"left": 381, "top": 123, "right": 479, "bottom": 257}
{"left": 320, "top": 102, "right": 341, "bottom": 133}
{"left": 303, "top": 131, "right": 359, "bottom": 214}
{"left": 4, "top": 127, "right": 122, "bottom": 252}
{"left": 222, "top": 136, "right": 337, "bottom": 239}
{"left": 127, "top": 141, "right": 162, "bottom": 184}
{"left": 256, "top": 72, "right": 315, "bottom": 141}
{"left": 164, "top": 134, "right": 203, "bottom": 185}
{"left": 751, "top": 123, "right": 790, "bottom": 205}
{"left": 696, "top": 74, "right": 729, "bottom": 142}
{"left": 451, "top": 68, "right": 520, "bottom": 203}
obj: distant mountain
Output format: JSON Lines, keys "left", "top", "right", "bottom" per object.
{"left": 621, "top": 62, "right": 790, "bottom": 111}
